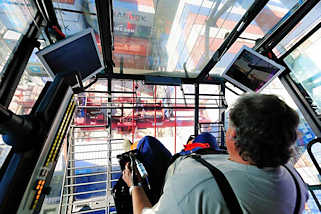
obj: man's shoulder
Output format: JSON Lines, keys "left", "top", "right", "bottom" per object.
{"left": 161, "top": 154, "right": 236, "bottom": 212}
{"left": 160, "top": 154, "right": 308, "bottom": 214}
{"left": 175, "top": 153, "right": 230, "bottom": 163}
{"left": 167, "top": 154, "right": 236, "bottom": 189}
{"left": 167, "top": 153, "right": 259, "bottom": 196}
{"left": 172, "top": 154, "right": 236, "bottom": 173}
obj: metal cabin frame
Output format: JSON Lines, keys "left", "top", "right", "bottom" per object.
{"left": 1, "top": 0, "right": 321, "bottom": 213}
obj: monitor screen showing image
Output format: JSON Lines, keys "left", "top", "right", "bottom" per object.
{"left": 36, "top": 28, "right": 103, "bottom": 87}
{"left": 222, "top": 46, "right": 285, "bottom": 93}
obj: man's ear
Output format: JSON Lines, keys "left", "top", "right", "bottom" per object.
{"left": 229, "top": 126, "right": 237, "bottom": 139}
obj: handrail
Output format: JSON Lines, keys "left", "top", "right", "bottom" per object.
{"left": 307, "top": 138, "right": 321, "bottom": 176}
{"left": 306, "top": 138, "right": 321, "bottom": 211}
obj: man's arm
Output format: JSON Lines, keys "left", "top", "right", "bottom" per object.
{"left": 122, "top": 163, "right": 152, "bottom": 214}
{"left": 131, "top": 186, "right": 152, "bottom": 214}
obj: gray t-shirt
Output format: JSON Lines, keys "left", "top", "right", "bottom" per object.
{"left": 142, "top": 154, "right": 308, "bottom": 214}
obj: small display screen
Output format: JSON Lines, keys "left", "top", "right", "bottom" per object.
{"left": 223, "top": 46, "right": 284, "bottom": 92}
{"left": 37, "top": 29, "right": 103, "bottom": 87}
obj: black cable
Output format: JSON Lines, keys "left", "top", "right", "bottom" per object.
{"left": 180, "top": 86, "right": 187, "bottom": 106}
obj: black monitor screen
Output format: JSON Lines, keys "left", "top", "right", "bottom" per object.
{"left": 38, "top": 30, "right": 102, "bottom": 87}
{"left": 222, "top": 46, "right": 284, "bottom": 92}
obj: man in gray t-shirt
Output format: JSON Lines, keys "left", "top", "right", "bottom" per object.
{"left": 141, "top": 154, "right": 308, "bottom": 214}
{"left": 123, "top": 94, "right": 309, "bottom": 214}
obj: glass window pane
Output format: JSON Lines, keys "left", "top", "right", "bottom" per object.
{"left": 54, "top": 9, "right": 103, "bottom": 60}
{"left": 284, "top": 26, "right": 321, "bottom": 116}
{"left": 110, "top": 0, "right": 255, "bottom": 76}
{"left": 112, "top": 0, "right": 154, "bottom": 74}
{"left": 55, "top": 11, "right": 99, "bottom": 37}
{"left": 107, "top": 80, "right": 199, "bottom": 154}
{"left": 273, "top": 2, "right": 321, "bottom": 57}
{"left": 243, "top": 0, "right": 304, "bottom": 39}
{"left": 173, "top": 0, "right": 254, "bottom": 74}
{"left": 0, "top": 0, "right": 37, "bottom": 82}
{"left": 53, "top": 0, "right": 96, "bottom": 14}
{"left": 282, "top": 28, "right": 321, "bottom": 212}
{"left": 8, "top": 48, "right": 49, "bottom": 115}
{"left": 0, "top": 138, "right": 11, "bottom": 168}
{"left": 210, "top": 0, "right": 305, "bottom": 75}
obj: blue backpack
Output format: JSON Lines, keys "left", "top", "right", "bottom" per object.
{"left": 112, "top": 136, "right": 172, "bottom": 213}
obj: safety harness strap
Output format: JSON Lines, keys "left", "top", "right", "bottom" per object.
{"left": 283, "top": 164, "right": 301, "bottom": 214}
{"left": 189, "top": 154, "right": 243, "bottom": 214}
{"left": 189, "top": 154, "right": 302, "bottom": 214}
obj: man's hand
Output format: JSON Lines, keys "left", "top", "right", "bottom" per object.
{"left": 122, "top": 162, "right": 133, "bottom": 187}
{"left": 122, "top": 162, "right": 152, "bottom": 214}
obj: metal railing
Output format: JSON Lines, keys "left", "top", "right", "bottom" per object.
{"left": 56, "top": 90, "right": 227, "bottom": 213}
{"left": 58, "top": 103, "right": 125, "bottom": 214}
{"left": 198, "top": 122, "right": 226, "bottom": 149}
